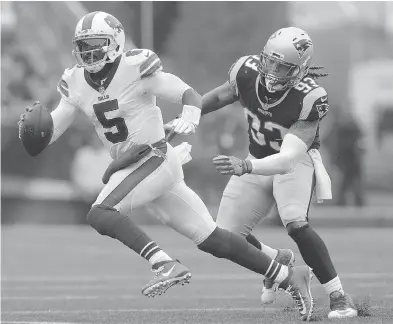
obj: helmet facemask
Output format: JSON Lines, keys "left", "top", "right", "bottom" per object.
{"left": 72, "top": 35, "right": 117, "bottom": 73}
{"left": 259, "top": 52, "right": 304, "bottom": 93}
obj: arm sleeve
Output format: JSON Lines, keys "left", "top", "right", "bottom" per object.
{"left": 49, "top": 98, "right": 77, "bottom": 144}
{"left": 288, "top": 119, "right": 319, "bottom": 149}
{"left": 142, "top": 71, "right": 192, "bottom": 104}
{"left": 250, "top": 134, "right": 308, "bottom": 175}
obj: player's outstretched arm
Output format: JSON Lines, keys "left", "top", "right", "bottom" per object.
{"left": 201, "top": 82, "right": 238, "bottom": 116}
{"left": 249, "top": 121, "right": 318, "bottom": 175}
{"left": 246, "top": 120, "right": 319, "bottom": 176}
{"left": 201, "top": 55, "right": 248, "bottom": 116}
{"left": 213, "top": 120, "right": 319, "bottom": 177}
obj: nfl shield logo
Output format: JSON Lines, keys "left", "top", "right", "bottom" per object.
{"left": 98, "top": 86, "right": 105, "bottom": 94}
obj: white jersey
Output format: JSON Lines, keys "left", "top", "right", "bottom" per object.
{"left": 56, "top": 49, "right": 189, "bottom": 159}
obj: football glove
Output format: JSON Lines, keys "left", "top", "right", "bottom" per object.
{"left": 17, "top": 101, "right": 40, "bottom": 139}
{"left": 213, "top": 155, "right": 253, "bottom": 176}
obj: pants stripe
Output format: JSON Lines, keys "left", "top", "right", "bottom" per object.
{"left": 102, "top": 156, "right": 164, "bottom": 208}
{"left": 306, "top": 171, "right": 316, "bottom": 219}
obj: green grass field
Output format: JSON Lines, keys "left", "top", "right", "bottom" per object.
{"left": 2, "top": 225, "right": 393, "bottom": 324}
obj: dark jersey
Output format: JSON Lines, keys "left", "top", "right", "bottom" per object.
{"left": 229, "top": 55, "right": 329, "bottom": 159}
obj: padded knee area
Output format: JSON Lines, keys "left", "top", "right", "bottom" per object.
{"left": 279, "top": 204, "right": 308, "bottom": 227}
{"left": 286, "top": 221, "right": 309, "bottom": 238}
{"left": 86, "top": 204, "right": 121, "bottom": 237}
{"left": 197, "top": 227, "right": 232, "bottom": 259}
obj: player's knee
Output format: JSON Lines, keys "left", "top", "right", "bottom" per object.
{"left": 286, "top": 220, "right": 309, "bottom": 240}
{"left": 86, "top": 204, "right": 118, "bottom": 236}
{"left": 197, "top": 227, "right": 231, "bottom": 259}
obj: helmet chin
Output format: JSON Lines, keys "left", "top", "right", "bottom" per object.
{"left": 264, "top": 78, "right": 286, "bottom": 93}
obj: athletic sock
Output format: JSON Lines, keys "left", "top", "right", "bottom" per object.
{"left": 140, "top": 242, "right": 172, "bottom": 266}
{"left": 261, "top": 244, "right": 279, "bottom": 260}
{"left": 265, "top": 259, "right": 289, "bottom": 284}
{"left": 246, "top": 233, "right": 278, "bottom": 259}
{"left": 323, "top": 276, "right": 344, "bottom": 295}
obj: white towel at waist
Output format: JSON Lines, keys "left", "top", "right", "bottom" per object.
{"left": 173, "top": 142, "right": 193, "bottom": 165}
{"left": 308, "top": 149, "right": 332, "bottom": 203}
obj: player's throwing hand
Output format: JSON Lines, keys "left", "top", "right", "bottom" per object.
{"left": 17, "top": 101, "right": 40, "bottom": 139}
{"left": 213, "top": 155, "right": 253, "bottom": 176}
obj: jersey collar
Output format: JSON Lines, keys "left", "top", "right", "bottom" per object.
{"left": 255, "top": 74, "right": 291, "bottom": 110}
{"left": 84, "top": 55, "right": 122, "bottom": 94}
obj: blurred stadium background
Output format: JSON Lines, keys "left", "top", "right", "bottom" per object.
{"left": 2, "top": 1, "right": 393, "bottom": 225}
{"left": 2, "top": 2, "right": 393, "bottom": 323}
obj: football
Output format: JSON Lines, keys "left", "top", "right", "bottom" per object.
{"left": 19, "top": 103, "right": 54, "bottom": 157}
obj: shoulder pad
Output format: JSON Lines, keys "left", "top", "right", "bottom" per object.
{"left": 299, "top": 86, "right": 328, "bottom": 121}
{"left": 228, "top": 55, "right": 256, "bottom": 95}
{"left": 228, "top": 56, "right": 249, "bottom": 84}
{"left": 57, "top": 66, "right": 77, "bottom": 100}
{"left": 124, "top": 49, "right": 163, "bottom": 79}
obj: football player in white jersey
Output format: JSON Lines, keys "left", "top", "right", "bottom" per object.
{"left": 19, "top": 12, "right": 314, "bottom": 313}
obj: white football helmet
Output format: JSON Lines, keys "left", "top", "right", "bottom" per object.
{"left": 72, "top": 11, "right": 125, "bottom": 73}
{"left": 259, "top": 27, "right": 313, "bottom": 92}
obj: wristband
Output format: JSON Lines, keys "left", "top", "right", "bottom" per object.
{"left": 182, "top": 105, "right": 201, "bottom": 126}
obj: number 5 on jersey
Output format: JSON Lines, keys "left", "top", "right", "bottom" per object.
{"left": 93, "top": 99, "right": 129, "bottom": 144}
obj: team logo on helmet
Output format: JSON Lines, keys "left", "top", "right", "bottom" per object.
{"left": 293, "top": 37, "right": 313, "bottom": 58}
{"left": 104, "top": 14, "right": 123, "bottom": 33}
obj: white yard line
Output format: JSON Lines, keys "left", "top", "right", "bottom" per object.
{"left": 3, "top": 292, "right": 391, "bottom": 302}
{"left": 3, "top": 322, "right": 88, "bottom": 324}
{"left": 1, "top": 285, "right": 113, "bottom": 291}
{"left": 1, "top": 305, "right": 389, "bottom": 316}
{"left": 1, "top": 295, "right": 117, "bottom": 301}
{"left": 3, "top": 280, "right": 390, "bottom": 292}
{"left": 356, "top": 282, "right": 391, "bottom": 288}
{"left": 1, "top": 294, "right": 257, "bottom": 301}
{"left": 2, "top": 272, "right": 391, "bottom": 283}
{"left": 0, "top": 307, "right": 280, "bottom": 315}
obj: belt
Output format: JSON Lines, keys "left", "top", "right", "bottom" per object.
{"left": 151, "top": 138, "right": 168, "bottom": 154}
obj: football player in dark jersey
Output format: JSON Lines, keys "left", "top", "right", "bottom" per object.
{"left": 201, "top": 27, "right": 358, "bottom": 320}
